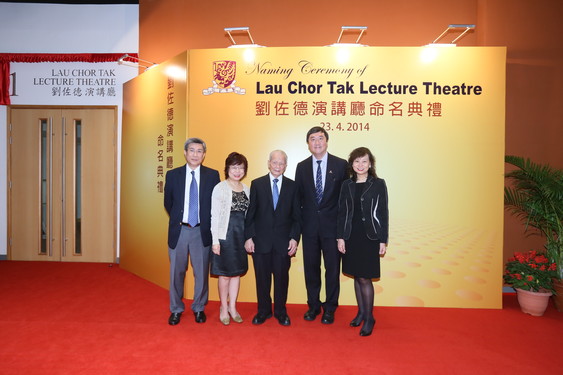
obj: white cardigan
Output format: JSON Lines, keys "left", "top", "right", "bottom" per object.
{"left": 210, "top": 180, "right": 250, "bottom": 245}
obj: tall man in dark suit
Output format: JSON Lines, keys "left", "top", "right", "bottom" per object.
{"left": 244, "top": 150, "right": 301, "bottom": 326}
{"left": 164, "top": 137, "right": 220, "bottom": 325}
{"left": 295, "top": 126, "right": 348, "bottom": 324}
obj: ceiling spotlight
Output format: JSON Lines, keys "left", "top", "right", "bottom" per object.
{"left": 225, "top": 27, "right": 265, "bottom": 48}
{"left": 328, "top": 26, "right": 368, "bottom": 47}
{"left": 429, "top": 24, "right": 476, "bottom": 46}
{"left": 117, "top": 54, "right": 158, "bottom": 70}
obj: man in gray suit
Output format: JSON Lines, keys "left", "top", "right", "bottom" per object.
{"left": 164, "top": 138, "right": 220, "bottom": 325}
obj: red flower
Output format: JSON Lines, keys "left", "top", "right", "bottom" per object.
{"left": 504, "top": 250, "right": 557, "bottom": 293}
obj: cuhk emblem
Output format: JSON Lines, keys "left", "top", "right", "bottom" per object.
{"left": 214, "top": 61, "right": 236, "bottom": 88}
{"left": 202, "top": 60, "right": 245, "bottom": 95}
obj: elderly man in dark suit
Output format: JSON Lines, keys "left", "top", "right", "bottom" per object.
{"left": 244, "top": 150, "right": 301, "bottom": 326}
{"left": 164, "top": 137, "right": 220, "bottom": 326}
{"left": 295, "top": 126, "right": 348, "bottom": 324}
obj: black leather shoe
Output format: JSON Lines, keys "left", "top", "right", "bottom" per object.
{"left": 251, "top": 312, "right": 272, "bottom": 325}
{"left": 275, "top": 314, "right": 291, "bottom": 326}
{"left": 321, "top": 310, "right": 335, "bottom": 324}
{"left": 359, "top": 318, "right": 375, "bottom": 336}
{"left": 303, "top": 308, "right": 320, "bottom": 321}
{"left": 350, "top": 313, "right": 363, "bottom": 327}
{"left": 194, "top": 311, "right": 206, "bottom": 323}
{"left": 168, "top": 312, "right": 182, "bottom": 326}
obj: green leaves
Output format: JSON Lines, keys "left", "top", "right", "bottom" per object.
{"left": 504, "top": 155, "right": 563, "bottom": 278}
{"left": 504, "top": 250, "right": 558, "bottom": 293}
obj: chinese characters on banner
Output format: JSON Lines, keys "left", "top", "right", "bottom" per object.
{"left": 156, "top": 77, "right": 176, "bottom": 193}
{"left": 255, "top": 100, "right": 443, "bottom": 117}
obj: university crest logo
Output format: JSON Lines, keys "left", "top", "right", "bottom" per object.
{"left": 202, "top": 60, "right": 246, "bottom": 95}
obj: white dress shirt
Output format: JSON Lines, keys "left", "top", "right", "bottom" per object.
{"left": 311, "top": 152, "right": 328, "bottom": 191}
{"left": 182, "top": 164, "right": 200, "bottom": 223}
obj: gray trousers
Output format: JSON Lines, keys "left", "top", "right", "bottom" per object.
{"left": 168, "top": 225, "right": 210, "bottom": 313}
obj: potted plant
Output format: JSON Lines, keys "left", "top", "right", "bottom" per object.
{"left": 504, "top": 155, "right": 563, "bottom": 311}
{"left": 504, "top": 250, "right": 557, "bottom": 315}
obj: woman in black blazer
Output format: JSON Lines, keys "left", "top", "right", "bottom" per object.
{"left": 336, "top": 147, "right": 389, "bottom": 337}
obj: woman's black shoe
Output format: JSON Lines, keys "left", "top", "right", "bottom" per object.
{"left": 350, "top": 314, "right": 363, "bottom": 327}
{"left": 359, "top": 318, "right": 375, "bottom": 336}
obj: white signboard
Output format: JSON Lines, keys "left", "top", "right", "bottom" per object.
{"left": 9, "top": 61, "right": 138, "bottom": 105}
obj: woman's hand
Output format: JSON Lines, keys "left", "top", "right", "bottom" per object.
{"left": 379, "top": 243, "right": 387, "bottom": 255}
{"left": 337, "top": 239, "right": 346, "bottom": 254}
{"left": 212, "top": 244, "right": 220, "bottom": 255}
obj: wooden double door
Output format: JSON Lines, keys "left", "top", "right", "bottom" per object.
{"left": 8, "top": 107, "right": 116, "bottom": 262}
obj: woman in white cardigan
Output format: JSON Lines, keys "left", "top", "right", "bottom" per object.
{"left": 210, "top": 152, "right": 250, "bottom": 325}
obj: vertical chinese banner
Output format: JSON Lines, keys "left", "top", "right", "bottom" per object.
{"left": 188, "top": 46, "right": 506, "bottom": 308}
{"left": 120, "top": 52, "right": 188, "bottom": 289}
{"left": 156, "top": 76, "right": 178, "bottom": 194}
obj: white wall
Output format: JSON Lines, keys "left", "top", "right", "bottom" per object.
{"left": 0, "top": 3, "right": 138, "bottom": 53}
{"left": 0, "top": 3, "right": 139, "bottom": 258}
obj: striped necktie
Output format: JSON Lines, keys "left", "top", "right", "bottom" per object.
{"left": 315, "top": 160, "right": 323, "bottom": 204}
{"left": 187, "top": 171, "right": 199, "bottom": 226}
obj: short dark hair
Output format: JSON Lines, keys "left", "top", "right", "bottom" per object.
{"left": 347, "top": 147, "right": 377, "bottom": 181}
{"left": 224, "top": 152, "right": 248, "bottom": 180}
{"left": 306, "top": 126, "right": 329, "bottom": 143}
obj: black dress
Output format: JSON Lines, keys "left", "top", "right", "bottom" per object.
{"left": 211, "top": 190, "right": 249, "bottom": 277}
{"left": 342, "top": 182, "right": 381, "bottom": 279}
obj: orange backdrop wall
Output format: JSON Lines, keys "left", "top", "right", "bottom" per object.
{"left": 121, "top": 46, "right": 506, "bottom": 308}
{"left": 139, "top": 0, "right": 563, "bottom": 264}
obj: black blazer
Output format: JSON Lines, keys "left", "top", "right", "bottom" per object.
{"left": 164, "top": 164, "right": 220, "bottom": 248}
{"left": 295, "top": 153, "right": 348, "bottom": 238}
{"left": 336, "top": 176, "right": 389, "bottom": 243}
{"left": 244, "top": 174, "right": 301, "bottom": 254}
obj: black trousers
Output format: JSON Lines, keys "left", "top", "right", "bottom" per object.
{"left": 252, "top": 251, "right": 291, "bottom": 317}
{"left": 302, "top": 234, "right": 342, "bottom": 312}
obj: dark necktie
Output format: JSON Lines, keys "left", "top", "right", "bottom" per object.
{"left": 188, "top": 171, "right": 199, "bottom": 226}
{"left": 273, "top": 178, "right": 279, "bottom": 209}
{"left": 315, "top": 160, "right": 323, "bottom": 204}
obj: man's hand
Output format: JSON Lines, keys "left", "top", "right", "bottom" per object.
{"left": 287, "top": 239, "right": 298, "bottom": 256}
{"left": 245, "top": 238, "right": 255, "bottom": 254}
